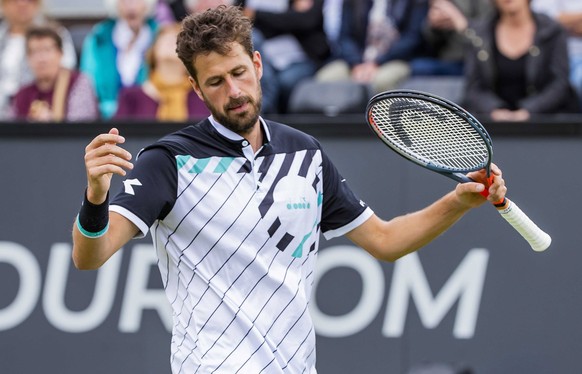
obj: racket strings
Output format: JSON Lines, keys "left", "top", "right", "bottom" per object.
{"left": 370, "top": 98, "right": 489, "bottom": 171}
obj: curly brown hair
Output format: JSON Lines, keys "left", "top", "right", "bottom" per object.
{"left": 176, "top": 5, "right": 254, "bottom": 82}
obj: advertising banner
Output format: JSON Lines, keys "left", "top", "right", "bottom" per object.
{"left": 1, "top": 123, "right": 580, "bottom": 373}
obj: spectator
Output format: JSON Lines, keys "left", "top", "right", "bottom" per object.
{"left": 532, "top": 0, "right": 582, "bottom": 111}
{"left": 235, "top": 0, "right": 330, "bottom": 113}
{"left": 462, "top": 0, "right": 580, "bottom": 121}
{"left": 155, "top": 0, "right": 178, "bottom": 25}
{"left": 0, "top": 0, "right": 77, "bottom": 119}
{"left": 159, "top": 0, "right": 188, "bottom": 21}
{"left": 154, "top": 0, "right": 233, "bottom": 27}
{"left": 186, "top": 0, "right": 233, "bottom": 13}
{"left": 80, "top": 0, "right": 159, "bottom": 119}
{"left": 315, "top": 0, "right": 429, "bottom": 94}
{"left": 410, "top": 0, "right": 492, "bottom": 76}
{"left": 9, "top": 25, "right": 98, "bottom": 122}
{"left": 322, "top": 0, "right": 343, "bottom": 48}
{"left": 114, "top": 23, "right": 209, "bottom": 120}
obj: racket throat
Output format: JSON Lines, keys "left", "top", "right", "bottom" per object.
{"left": 448, "top": 172, "right": 473, "bottom": 183}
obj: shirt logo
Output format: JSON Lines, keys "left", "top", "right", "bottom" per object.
{"left": 286, "top": 197, "right": 311, "bottom": 210}
{"left": 123, "top": 178, "right": 142, "bottom": 195}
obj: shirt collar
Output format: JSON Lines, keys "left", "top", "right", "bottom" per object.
{"left": 208, "top": 115, "right": 271, "bottom": 145}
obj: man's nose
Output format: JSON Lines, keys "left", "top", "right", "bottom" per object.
{"left": 224, "top": 76, "right": 242, "bottom": 98}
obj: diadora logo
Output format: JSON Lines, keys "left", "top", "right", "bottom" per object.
{"left": 286, "top": 197, "right": 311, "bottom": 210}
{"left": 123, "top": 178, "right": 142, "bottom": 195}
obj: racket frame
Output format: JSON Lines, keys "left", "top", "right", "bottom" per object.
{"left": 366, "top": 89, "right": 494, "bottom": 184}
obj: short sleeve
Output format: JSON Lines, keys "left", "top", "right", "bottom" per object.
{"left": 320, "top": 150, "right": 374, "bottom": 239}
{"left": 110, "top": 146, "right": 178, "bottom": 238}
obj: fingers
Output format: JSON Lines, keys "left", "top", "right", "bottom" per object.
{"left": 473, "top": 164, "right": 506, "bottom": 202}
{"left": 490, "top": 163, "right": 502, "bottom": 176}
{"left": 85, "top": 129, "right": 134, "bottom": 178}
{"left": 86, "top": 129, "right": 125, "bottom": 152}
{"left": 487, "top": 167, "right": 507, "bottom": 203}
{"left": 461, "top": 164, "right": 507, "bottom": 204}
{"left": 85, "top": 142, "right": 133, "bottom": 166}
{"left": 86, "top": 152, "right": 133, "bottom": 178}
{"left": 456, "top": 181, "right": 485, "bottom": 195}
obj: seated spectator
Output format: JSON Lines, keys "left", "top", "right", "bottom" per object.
{"left": 155, "top": 0, "right": 177, "bottom": 25}
{"left": 155, "top": 0, "right": 232, "bottom": 27}
{"left": 0, "top": 0, "right": 77, "bottom": 119}
{"left": 322, "top": 0, "right": 343, "bottom": 46}
{"left": 235, "top": 0, "right": 330, "bottom": 113}
{"left": 114, "top": 23, "right": 209, "bottom": 121}
{"left": 80, "top": 0, "right": 159, "bottom": 119}
{"left": 410, "top": 0, "right": 492, "bottom": 76}
{"left": 532, "top": 0, "right": 582, "bottom": 111}
{"left": 10, "top": 25, "right": 98, "bottom": 122}
{"left": 315, "top": 0, "right": 428, "bottom": 94}
{"left": 462, "top": 0, "right": 580, "bottom": 121}
{"left": 158, "top": 0, "right": 188, "bottom": 21}
{"left": 186, "top": 0, "right": 233, "bottom": 13}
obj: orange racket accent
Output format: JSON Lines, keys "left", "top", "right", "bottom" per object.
{"left": 478, "top": 175, "right": 504, "bottom": 205}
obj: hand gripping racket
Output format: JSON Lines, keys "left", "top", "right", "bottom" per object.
{"left": 366, "top": 90, "right": 551, "bottom": 252}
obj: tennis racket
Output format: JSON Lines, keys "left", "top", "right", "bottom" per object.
{"left": 365, "top": 89, "right": 551, "bottom": 252}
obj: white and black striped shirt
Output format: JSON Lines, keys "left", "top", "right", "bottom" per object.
{"left": 111, "top": 117, "right": 373, "bottom": 373}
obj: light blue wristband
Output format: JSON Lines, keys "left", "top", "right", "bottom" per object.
{"left": 76, "top": 214, "right": 109, "bottom": 238}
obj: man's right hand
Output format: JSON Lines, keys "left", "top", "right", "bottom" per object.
{"left": 84, "top": 128, "right": 133, "bottom": 204}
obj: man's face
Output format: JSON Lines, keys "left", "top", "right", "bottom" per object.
{"left": 190, "top": 42, "right": 263, "bottom": 136}
{"left": 26, "top": 36, "right": 62, "bottom": 82}
{"left": 1, "top": 0, "right": 41, "bottom": 29}
{"left": 117, "top": 0, "right": 149, "bottom": 32}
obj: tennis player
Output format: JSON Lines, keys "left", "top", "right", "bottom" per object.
{"left": 72, "top": 5, "right": 506, "bottom": 373}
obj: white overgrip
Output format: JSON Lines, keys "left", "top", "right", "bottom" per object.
{"left": 496, "top": 199, "right": 552, "bottom": 252}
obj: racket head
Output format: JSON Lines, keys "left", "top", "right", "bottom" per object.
{"left": 366, "top": 89, "right": 493, "bottom": 177}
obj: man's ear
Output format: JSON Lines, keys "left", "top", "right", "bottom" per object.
{"left": 253, "top": 51, "right": 263, "bottom": 81}
{"left": 189, "top": 76, "right": 204, "bottom": 102}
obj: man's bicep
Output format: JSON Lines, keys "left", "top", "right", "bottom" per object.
{"left": 344, "top": 213, "right": 382, "bottom": 252}
{"left": 344, "top": 214, "right": 403, "bottom": 262}
{"left": 108, "top": 211, "right": 140, "bottom": 251}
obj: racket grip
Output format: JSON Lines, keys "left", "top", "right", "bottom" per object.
{"left": 495, "top": 198, "right": 551, "bottom": 252}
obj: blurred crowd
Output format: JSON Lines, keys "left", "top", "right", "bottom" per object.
{"left": 0, "top": 0, "right": 581, "bottom": 123}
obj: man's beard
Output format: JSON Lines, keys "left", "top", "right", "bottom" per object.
{"left": 203, "top": 84, "right": 263, "bottom": 136}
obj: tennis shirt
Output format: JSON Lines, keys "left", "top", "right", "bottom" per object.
{"left": 110, "top": 116, "right": 373, "bottom": 373}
